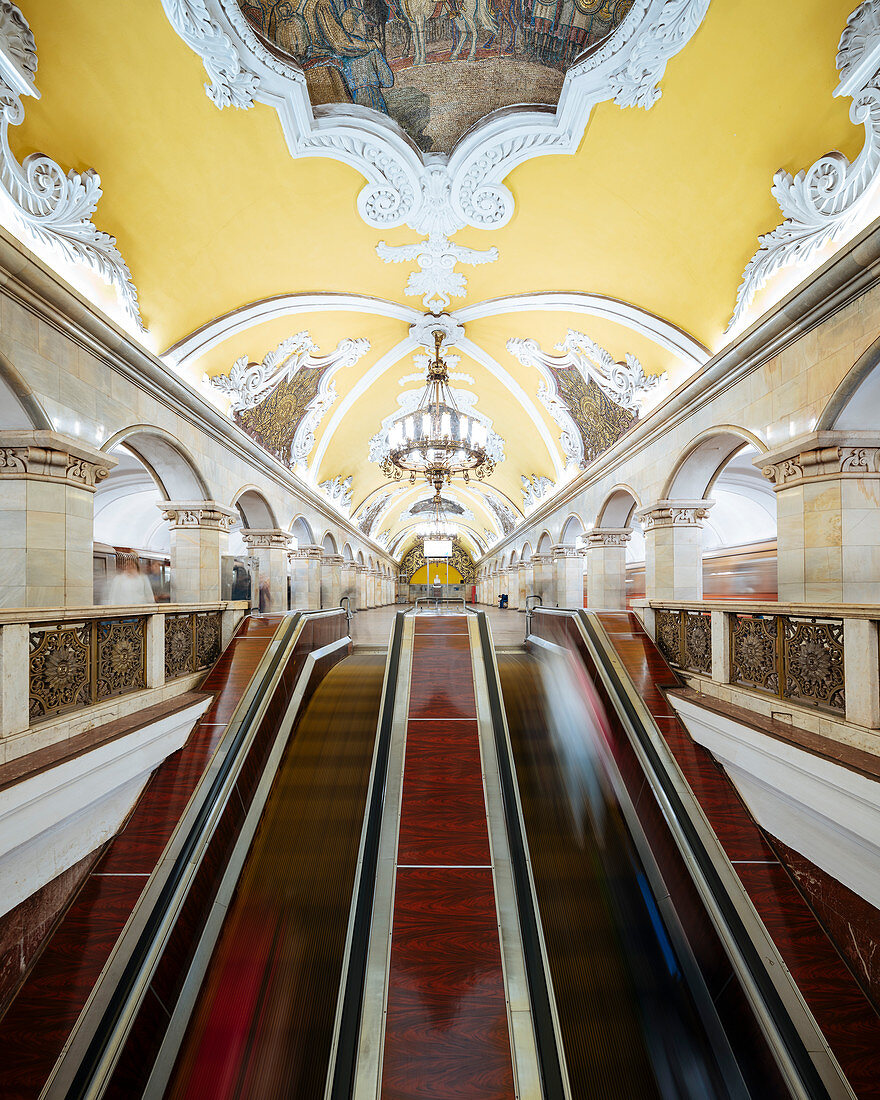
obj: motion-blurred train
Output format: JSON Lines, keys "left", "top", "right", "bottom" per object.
{"left": 624, "top": 539, "right": 778, "bottom": 604}
{"left": 93, "top": 544, "right": 253, "bottom": 604}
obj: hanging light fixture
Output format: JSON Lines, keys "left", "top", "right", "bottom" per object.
{"left": 380, "top": 330, "right": 495, "bottom": 491}
{"left": 414, "top": 489, "right": 458, "bottom": 539}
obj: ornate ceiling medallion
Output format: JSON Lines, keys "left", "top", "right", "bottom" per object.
{"left": 0, "top": 3, "right": 145, "bottom": 332}
{"left": 730, "top": 1, "right": 880, "bottom": 332}
{"left": 377, "top": 329, "right": 496, "bottom": 489}
{"left": 209, "top": 331, "right": 369, "bottom": 468}
{"left": 508, "top": 329, "right": 663, "bottom": 467}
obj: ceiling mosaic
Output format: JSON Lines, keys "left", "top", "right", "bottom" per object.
{"left": 239, "top": 0, "right": 632, "bottom": 152}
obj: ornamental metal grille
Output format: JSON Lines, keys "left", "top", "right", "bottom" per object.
{"left": 682, "top": 610, "right": 712, "bottom": 674}
{"left": 30, "top": 617, "right": 147, "bottom": 722}
{"left": 730, "top": 613, "right": 844, "bottom": 714}
{"left": 165, "top": 611, "right": 223, "bottom": 681}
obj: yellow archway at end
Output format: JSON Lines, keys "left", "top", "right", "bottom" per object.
{"left": 410, "top": 564, "right": 464, "bottom": 585}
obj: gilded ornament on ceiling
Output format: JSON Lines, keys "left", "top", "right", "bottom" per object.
{"left": 234, "top": 362, "right": 332, "bottom": 465}
{"left": 548, "top": 363, "right": 634, "bottom": 465}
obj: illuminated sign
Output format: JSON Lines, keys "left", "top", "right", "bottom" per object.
{"left": 423, "top": 539, "right": 452, "bottom": 558}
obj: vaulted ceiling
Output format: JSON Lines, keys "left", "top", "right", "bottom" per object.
{"left": 5, "top": 0, "right": 867, "bottom": 555}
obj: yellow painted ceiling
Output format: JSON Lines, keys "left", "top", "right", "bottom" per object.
{"left": 6, "top": 0, "right": 866, "bottom": 550}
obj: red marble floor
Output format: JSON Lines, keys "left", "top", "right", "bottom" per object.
{"left": 0, "top": 614, "right": 283, "bottom": 1100}
{"left": 594, "top": 611, "right": 880, "bottom": 1100}
{"left": 381, "top": 614, "right": 515, "bottom": 1100}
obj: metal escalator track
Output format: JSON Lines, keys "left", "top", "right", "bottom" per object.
{"left": 164, "top": 654, "right": 386, "bottom": 1100}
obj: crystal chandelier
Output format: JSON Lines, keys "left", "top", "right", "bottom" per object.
{"left": 414, "top": 490, "right": 457, "bottom": 539}
{"left": 380, "top": 331, "right": 495, "bottom": 491}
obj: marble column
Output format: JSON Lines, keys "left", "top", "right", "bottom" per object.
{"left": 517, "top": 562, "right": 529, "bottom": 609}
{"left": 356, "top": 564, "right": 368, "bottom": 610}
{"left": 635, "top": 500, "right": 713, "bottom": 602}
{"left": 240, "top": 529, "right": 292, "bottom": 613}
{"left": 161, "top": 501, "right": 237, "bottom": 604}
{"left": 289, "top": 545, "right": 322, "bottom": 610}
{"left": 531, "top": 553, "right": 554, "bottom": 606}
{"left": 0, "top": 430, "right": 117, "bottom": 608}
{"left": 507, "top": 568, "right": 519, "bottom": 609}
{"left": 552, "top": 545, "right": 585, "bottom": 609}
{"left": 760, "top": 432, "right": 880, "bottom": 603}
{"left": 586, "top": 528, "right": 632, "bottom": 610}
{"left": 341, "top": 561, "right": 356, "bottom": 608}
{"left": 321, "top": 554, "right": 343, "bottom": 609}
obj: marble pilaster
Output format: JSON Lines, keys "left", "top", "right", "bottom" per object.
{"left": 635, "top": 500, "right": 712, "bottom": 601}
{"left": 289, "top": 545, "right": 322, "bottom": 610}
{"left": 531, "top": 553, "right": 554, "bottom": 606}
{"left": 356, "top": 564, "right": 368, "bottom": 610}
{"left": 586, "top": 528, "right": 632, "bottom": 610}
{"left": 760, "top": 432, "right": 880, "bottom": 603}
{"left": 161, "top": 501, "right": 237, "bottom": 605}
{"left": 321, "top": 553, "right": 344, "bottom": 609}
{"left": 552, "top": 544, "right": 585, "bottom": 609}
{"left": 240, "top": 528, "right": 292, "bottom": 613}
{"left": 517, "top": 562, "right": 530, "bottom": 608}
{"left": 0, "top": 430, "right": 117, "bottom": 608}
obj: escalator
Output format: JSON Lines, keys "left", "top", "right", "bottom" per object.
{"left": 16, "top": 607, "right": 876, "bottom": 1098}
{"left": 164, "top": 654, "right": 387, "bottom": 1099}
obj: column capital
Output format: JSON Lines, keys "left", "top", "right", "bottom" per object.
{"left": 288, "top": 544, "right": 323, "bottom": 561}
{"left": 323, "top": 553, "right": 344, "bottom": 566}
{"left": 587, "top": 526, "right": 632, "bottom": 548}
{"left": 356, "top": 563, "right": 369, "bottom": 574}
{"left": 531, "top": 552, "right": 553, "bottom": 565}
{"left": 757, "top": 431, "right": 880, "bottom": 489}
{"left": 240, "top": 528, "right": 292, "bottom": 550}
{"left": 159, "top": 501, "right": 237, "bottom": 529}
{"left": 0, "top": 429, "right": 117, "bottom": 492}
{"left": 635, "top": 500, "right": 714, "bottom": 530}
{"left": 551, "top": 544, "right": 585, "bottom": 559}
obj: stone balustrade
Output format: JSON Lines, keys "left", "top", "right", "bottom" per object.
{"left": 0, "top": 601, "right": 247, "bottom": 746}
{"left": 641, "top": 600, "right": 880, "bottom": 730}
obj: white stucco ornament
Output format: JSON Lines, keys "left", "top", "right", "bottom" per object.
{"left": 209, "top": 332, "right": 369, "bottom": 413}
{"left": 730, "top": 1, "right": 880, "bottom": 331}
{"left": 318, "top": 474, "right": 354, "bottom": 514}
{"left": 0, "top": 3, "right": 145, "bottom": 331}
{"left": 163, "top": 0, "right": 710, "bottom": 305}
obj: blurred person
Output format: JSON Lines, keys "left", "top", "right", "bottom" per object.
{"left": 105, "top": 558, "right": 155, "bottom": 606}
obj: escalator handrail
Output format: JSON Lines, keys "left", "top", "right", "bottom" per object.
{"left": 539, "top": 607, "right": 838, "bottom": 1100}
{"left": 475, "top": 611, "right": 569, "bottom": 1100}
{"left": 327, "top": 609, "right": 406, "bottom": 1100}
{"left": 45, "top": 607, "right": 348, "bottom": 1100}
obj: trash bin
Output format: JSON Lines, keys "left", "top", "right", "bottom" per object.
{"left": 499, "top": 593, "right": 508, "bottom": 609}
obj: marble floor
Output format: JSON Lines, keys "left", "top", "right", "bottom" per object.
{"left": 351, "top": 604, "right": 526, "bottom": 649}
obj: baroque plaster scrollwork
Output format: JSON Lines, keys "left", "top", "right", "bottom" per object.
{"left": 0, "top": 3, "right": 146, "bottom": 331}
{"left": 164, "top": 0, "right": 710, "bottom": 306}
{"left": 209, "top": 331, "right": 370, "bottom": 468}
{"left": 730, "top": 1, "right": 880, "bottom": 331}
{"left": 318, "top": 474, "right": 354, "bottom": 513}
{"left": 508, "top": 330, "right": 664, "bottom": 468}
{"left": 521, "top": 474, "right": 554, "bottom": 509}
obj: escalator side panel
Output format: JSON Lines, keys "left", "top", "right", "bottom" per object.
{"left": 592, "top": 611, "right": 880, "bottom": 1100}
{"left": 0, "top": 614, "right": 285, "bottom": 1100}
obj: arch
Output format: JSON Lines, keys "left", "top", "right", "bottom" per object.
{"left": 520, "top": 542, "right": 533, "bottom": 561}
{"left": 560, "top": 513, "right": 585, "bottom": 545}
{"left": 322, "top": 532, "right": 338, "bottom": 555}
{"left": 510, "top": 549, "right": 519, "bottom": 565}
{"left": 342, "top": 542, "right": 354, "bottom": 561}
{"left": 0, "top": 351, "right": 53, "bottom": 429}
{"left": 818, "top": 334, "right": 880, "bottom": 429}
{"left": 92, "top": 443, "right": 168, "bottom": 554}
{"left": 357, "top": 550, "right": 365, "bottom": 565}
{"left": 596, "top": 485, "right": 641, "bottom": 528}
{"left": 232, "top": 486, "right": 278, "bottom": 529}
{"left": 290, "top": 515, "right": 316, "bottom": 546}
{"left": 368, "top": 555, "right": 375, "bottom": 569}
{"left": 102, "top": 426, "right": 211, "bottom": 500}
{"left": 536, "top": 531, "right": 553, "bottom": 554}
{"left": 500, "top": 553, "right": 508, "bottom": 569}
{"left": 662, "top": 427, "right": 767, "bottom": 501}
